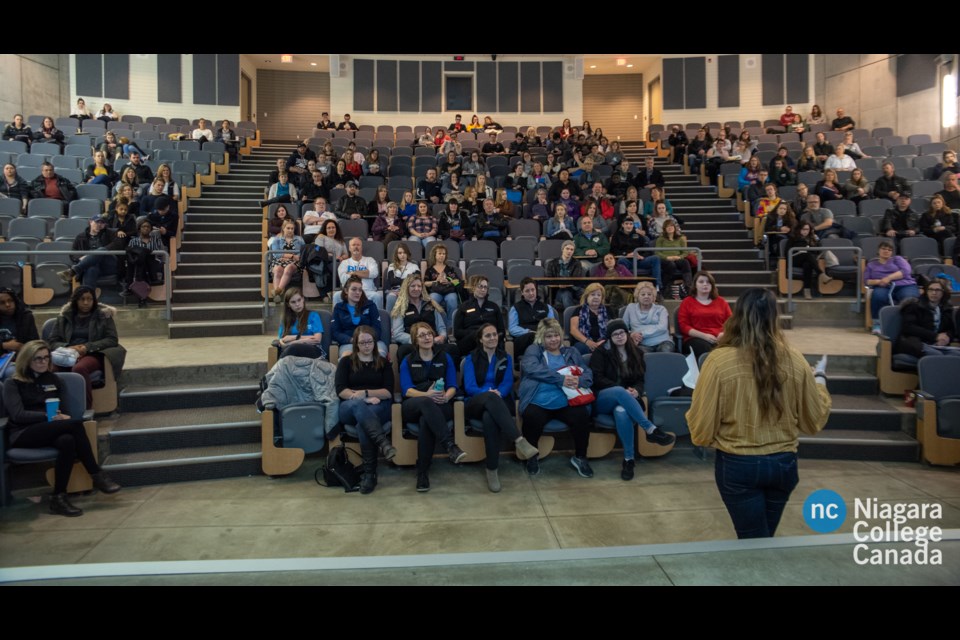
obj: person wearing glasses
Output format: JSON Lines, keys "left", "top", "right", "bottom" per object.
{"left": 399, "top": 322, "right": 467, "bottom": 492}
{"left": 2, "top": 340, "right": 121, "bottom": 516}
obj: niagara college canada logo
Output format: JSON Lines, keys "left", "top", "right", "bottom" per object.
{"left": 803, "top": 489, "right": 944, "bottom": 566}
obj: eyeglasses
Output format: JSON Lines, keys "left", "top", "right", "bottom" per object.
{"left": 32, "top": 355, "right": 50, "bottom": 362}
{"left": 357, "top": 340, "right": 375, "bottom": 346}
{"left": 927, "top": 287, "right": 944, "bottom": 293}
{"left": 610, "top": 330, "right": 627, "bottom": 338}
{"left": 475, "top": 283, "right": 489, "bottom": 290}
{"left": 416, "top": 333, "right": 434, "bottom": 339}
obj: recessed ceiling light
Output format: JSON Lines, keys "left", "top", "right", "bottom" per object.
{"left": 310, "top": 62, "right": 317, "bottom": 66}
{"left": 589, "top": 65, "right": 597, "bottom": 69}
{"left": 281, "top": 54, "right": 293, "bottom": 64}
{"left": 626, "top": 64, "right": 634, "bottom": 68}
{"left": 616, "top": 58, "right": 626, "bottom": 66}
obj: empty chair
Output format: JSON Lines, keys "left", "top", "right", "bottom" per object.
{"left": 838, "top": 215, "right": 877, "bottom": 238}
{"left": 897, "top": 167, "right": 922, "bottom": 182}
{"left": 462, "top": 240, "right": 498, "bottom": 266}
{"left": 824, "top": 200, "right": 856, "bottom": 217}
{"left": 17, "top": 166, "right": 40, "bottom": 182}
{"left": 537, "top": 239, "right": 567, "bottom": 263}
{"left": 339, "top": 219, "right": 369, "bottom": 240}
{"left": 0, "top": 140, "right": 28, "bottom": 154}
{"left": 861, "top": 146, "right": 888, "bottom": 158}
{"left": 889, "top": 144, "right": 919, "bottom": 157}
{"left": 0, "top": 241, "right": 29, "bottom": 290}
{"left": 69, "top": 199, "right": 104, "bottom": 219}
{"left": 911, "top": 180, "right": 944, "bottom": 199}
{"left": 900, "top": 236, "right": 941, "bottom": 262}
{"left": 154, "top": 149, "right": 181, "bottom": 163}
{"left": 59, "top": 168, "right": 82, "bottom": 184}
{"left": 855, "top": 157, "right": 881, "bottom": 170}
{"left": 907, "top": 134, "right": 932, "bottom": 146}
{"left": 27, "top": 198, "right": 64, "bottom": 219}
{"left": 176, "top": 140, "right": 201, "bottom": 153}
{"left": 508, "top": 219, "right": 541, "bottom": 240}
{"left": 31, "top": 143, "right": 62, "bottom": 156}
{"left": 916, "top": 356, "right": 960, "bottom": 466}
{"left": 51, "top": 155, "right": 78, "bottom": 171}
{"left": 75, "top": 183, "right": 108, "bottom": 202}
{"left": 17, "top": 153, "right": 47, "bottom": 167}
{"left": 7, "top": 217, "right": 47, "bottom": 248}
{"left": 54, "top": 217, "right": 90, "bottom": 241}
{"left": 871, "top": 127, "right": 894, "bottom": 139}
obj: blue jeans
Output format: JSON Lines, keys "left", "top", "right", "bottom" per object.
{"left": 870, "top": 284, "right": 920, "bottom": 321}
{"left": 595, "top": 386, "right": 655, "bottom": 460}
{"left": 73, "top": 252, "right": 117, "bottom": 287}
{"left": 633, "top": 255, "right": 663, "bottom": 289}
{"left": 338, "top": 398, "right": 391, "bottom": 447}
{"left": 430, "top": 291, "right": 459, "bottom": 327}
{"left": 715, "top": 450, "right": 799, "bottom": 539}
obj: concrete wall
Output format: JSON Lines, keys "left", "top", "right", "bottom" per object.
{"left": 822, "top": 54, "right": 941, "bottom": 141}
{"left": 0, "top": 54, "right": 68, "bottom": 119}
{"left": 68, "top": 55, "right": 241, "bottom": 124}
{"left": 327, "top": 54, "right": 583, "bottom": 130}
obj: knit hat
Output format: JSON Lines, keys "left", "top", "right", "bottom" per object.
{"left": 606, "top": 319, "right": 628, "bottom": 340}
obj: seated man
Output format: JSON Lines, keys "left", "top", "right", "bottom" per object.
{"left": 336, "top": 181, "right": 367, "bottom": 220}
{"left": 508, "top": 133, "right": 528, "bottom": 155}
{"left": 937, "top": 172, "right": 960, "bottom": 210}
{"left": 801, "top": 194, "right": 840, "bottom": 240}
{"left": 611, "top": 217, "right": 662, "bottom": 291}
{"left": 147, "top": 196, "right": 179, "bottom": 249}
{"left": 667, "top": 126, "right": 688, "bottom": 164}
{"left": 300, "top": 170, "right": 329, "bottom": 202}
{"left": 812, "top": 132, "right": 834, "bottom": 163}
{"left": 831, "top": 108, "right": 856, "bottom": 132}
{"left": 874, "top": 161, "right": 912, "bottom": 203}
{"left": 286, "top": 142, "right": 317, "bottom": 181}
{"left": 880, "top": 194, "right": 920, "bottom": 249}
{"left": 416, "top": 168, "right": 442, "bottom": 204}
{"left": 59, "top": 216, "right": 123, "bottom": 288}
{"left": 337, "top": 237, "right": 383, "bottom": 309}
{"left": 124, "top": 151, "right": 154, "bottom": 184}
{"left": 573, "top": 215, "right": 610, "bottom": 272}
{"left": 508, "top": 277, "right": 558, "bottom": 361}
{"left": 635, "top": 157, "right": 665, "bottom": 190}
{"left": 316, "top": 112, "right": 336, "bottom": 130}
{"left": 302, "top": 197, "right": 336, "bottom": 242}
{"left": 481, "top": 132, "right": 505, "bottom": 156}
{"left": 338, "top": 113, "right": 359, "bottom": 131}
{"left": 30, "top": 162, "right": 78, "bottom": 202}
{"left": 191, "top": 118, "right": 214, "bottom": 143}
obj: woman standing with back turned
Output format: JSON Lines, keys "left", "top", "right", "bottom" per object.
{"left": 686, "top": 288, "right": 831, "bottom": 539}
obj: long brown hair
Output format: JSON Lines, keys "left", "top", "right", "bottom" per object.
{"left": 281, "top": 288, "right": 309, "bottom": 336}
{"left": 717, "top": 288, "right": 786, "bottom": 421}
{"left": 349, "top": 325, "right": 385, "bottom": 372}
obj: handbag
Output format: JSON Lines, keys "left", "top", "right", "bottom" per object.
{"left": 556, "top": 364, "right": 596, "bottom": 407}
{"left": 51, "top": 347, "right": 79, "bottom": 368}
{"left": 314, "top": 443, "right": 361, "bottom": 492}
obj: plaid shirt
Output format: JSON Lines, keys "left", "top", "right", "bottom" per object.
{"left": 409, "top": 215, "right": 437, "bottom": 236}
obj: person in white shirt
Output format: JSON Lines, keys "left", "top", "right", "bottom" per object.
{"left": 302, "top": 197, "right": 337, "bottom": 241}
{"left": 338, "top": 237, "right": 383, "bottom": 309}
{"left": 192, "top": 118, "right": 214, "bottom": 143}
{"left": 824, "top": 143, "right": 857, "bottom": 171}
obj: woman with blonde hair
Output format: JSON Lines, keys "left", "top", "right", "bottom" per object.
{"left": 622, "top": 281, "right": 675, "bottom": 352}
{"left": 391, "top": 273, "right": 448, "bottom": 362}
{"left": 687, "top": 288, "right": 831, "bottom": 538}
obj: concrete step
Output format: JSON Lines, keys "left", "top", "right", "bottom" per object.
{"left": 187, "top": 222, "right": 263, "bottom": 233}
{"left": 673, "top": 205, "right": 740, "bottom": 214}
{"left": 179, "top": 252, "right": 263, "bottom": 264}
{"left": 798, "top": 429, "right": 918, "bottom": 462}
{"left": 186, "top": 213, "right": 264, "bottom": 223}
{"left": 698, "top": 248, "right": 763, "bottom": 261}
{"left": 170, "top": 302, "right": 264, "bottom": 322}
{"left": 175, "top": 262, "right": 260, "bottom": 276}
{"left": 179, "top": 240, "right": 263, "bottom": 252}
{"left": 188, "top": 205, "right": 263, "bottom": 213}
{"left": 101, "top": 443, "right": 261, "bottom": 487}
{"left": 105, "top": 405, "right": 261, "bottom": 454}
{"left": 172, "top": 287, "right": 263, "bottom": 303}
{"left": 824, "top": 395, "right": 908, "bottom": 431}
{"left": 684, "top": 229, "right": 751, "bottom": 241}
{"left": 672, "top": 212, "right": 741, "bottom": 223}
{"left": 169, "top": 319, "right": 265, "bottom": 339}
{"left": 120, "top": 382, "right": 261, "bottom": 413}
{"left": 184, "top": 231, "right": 263, "bottom": 242}
{"left": 174, "top": 274, "right": 261, "bottom": 290}
{"left": 704, "top": 270, "right": 774, "bottom": 284}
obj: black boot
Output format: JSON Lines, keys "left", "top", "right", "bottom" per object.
{"left": 360, "top": 417, "right": 396, "bottom": 461}
{"left": 50, "top": 493, "right": 83, "bottom": 517}
{"left": 359, "top": 445, "right": 378, "bottom": 495}
{"left": 91, "top": 471, "right": 121, "bottom": 494}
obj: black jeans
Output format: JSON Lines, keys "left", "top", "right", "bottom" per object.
{"left": 465, "top": 392, "right": 519, "bottom": 470}
{"left": 521, "top": 403, "right": 590, "bottom": 458}
{"left": 11, "top": 419, "right": 99, "bottom": 493}
{"left": 793, "top": 253, "right": 823, "bottom": 289}
{"left": 401, "top": 397, "right": 455, "bottom": 473}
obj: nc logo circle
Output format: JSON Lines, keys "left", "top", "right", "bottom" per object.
{"left": 803, "top": 489, "right": 846, "bottom": 533}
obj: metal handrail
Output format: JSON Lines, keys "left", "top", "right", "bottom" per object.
{"left": 786, "top": 245, "right": 862, "bottom": 313}
{"left": 261, "top": 248, "right": 338, "bottom": 320}
{"left": 0, "top": 248, "right": 172, "bottom": 319}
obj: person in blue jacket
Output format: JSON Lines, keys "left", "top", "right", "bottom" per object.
{"left": 518, "top": 318, "right": 594, "bottom": 478}
{"left": 330, "top": 275, "right": 386, "bottom": 358}
{"left": 462, "top": 323, "right": 539, "bottom": 492}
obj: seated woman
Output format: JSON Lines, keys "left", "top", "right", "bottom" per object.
{"left": 544, "top": 239, "right": 585, "bottom": 311}
{"left": 461, "top": 151, "right": 486, "bottom": 183}
{"left": 569, "top": 282, "right": 613, "bottom": 356}
{"left": 0, "top": 288, "right": 39, "bottom": 380}
{"left": 215, "top": 119, "right": 239, "bottom": 162}
{"left": 545, "top": 202, "right": 576, "bottom": 240}
{"left": 407, "top": 200, "right": 438, "bottom": 248}
{"left": 140, "top": 178, "right": 169, "bottom": 214}
{"left": 677, "top": 271, "right": 733, "bottom": 361}
{"left": 325, "top": 160, "right": 351, "bottom": 191}
{"left": 335, "top": 325, "right": 397, "bottom": 494}
{"left": 316, "top": 219, "right": 348, "bottom": 263}
{"left": 466, "top": 115, "right": 483, "bottom": 134}
{"left": 125, "top": 218, "right": 164, "bottom": 305}
{"left": 48, "top": 287, "right": 126, "bottom": 408}
{"left": 796, "top": 145, "right": 824, "bottom": 173}
{"left": 417, "top": 127, "right": 435, "bottom": 148}
{"left": 655, "top": 219, "right": 694, "bottom": 297}
{"left": 442, "top": 172, "right": 466, "bottom": 203}
{"left": 391, "top": 274, "right": 449, "bottom": 363}
{"left": 493, "top": 187, "right": 516, "bottom": 219}
{"left": 423, "top": 243, "right": 463, "bottom": 328}
{"left": 268, "top": 220, "right": 305, "bottom": 303}
{"left": 474, "top": 174, "right": 493, "bottom": 201}
{"left": 3, "top": 340, "right": 121, "bottom": 516}
{"left": 814, "top": 168, "right": 843, "bottom": 203}
{"left": 371, "top": 200, "right": 406, "bottom": 247}
{"left": 896, "top": 279, "right": 959, "bottom": 358}
{"left": 590, "top": 252, "right": 632, "bottom": 278}
{"left": 1, "top": 163, "right": 31, "bottom": 214}
{"left": 482, "top": 116, "right": 502, "bottom": 133}
{"left": 331, "top": 275, "right": 386, "bottom": 357}
{"left": 397, "top": 190, "right": 418, "bottom": 219}
{"left": 71, "top": 98, "right": 92, "bottom": 122}
{"left": 115, "top": 166, "right": 142, "bottom": 199}
{"left": 95, "top": 103, "right": 119, "bottom": 122}
{"left": 277, "top": 287, "right": 325, "bottom": 360}
{"left": 825, "top": 143, "right": 857, "bottom": 171}
{"left": 590, "top": 319, "right": 675, "bottom": 480}
{"left": 622, "top": 281, "right": 674, "bottom": 353}
{"left": 919, "top": 194, "right": 958, "bottom": 256}
{"left": 646, "top": 200, "right": 681, "bottom": 242}
{"left": 343, "top": 149, "right": 362, "bottom": 180}
{"left": 384, "top": 241, "right": 419, "bottom": 311}
{"left": 437, "top": 200, "right": 472, "bottom": 246}
{"left": 2, "top": 114, "right": 32, "bottom": 145}
{"left": 504, "top": 162, "right": 528, "bottom": 198}
{"left": 32, "top": 117, "right": 65, "bottom": 150}
{"left": 262, "top": 171, "right": 297, "bottom": 208}
{"left": 518, "top": 318, "right": 594, "bottom": 477}
{"left": 770, "top": 158, "right": 797, "bottom": 187}
{"left": 362, "top": 149, "right": 383, "bottom": 177}
{"left": 111, "top": 184, "right": 140, "bottom": 217}
{"left": 737, "top": 155, "right": 764, "bottom": 199}
{"left": 763, "top": 201, "right": 798, "bottom": 260}
{"left": 642, "top": 187, "right": 673, "bottom": 218}
{"left": 462, "top": 322, "right": 539, "bottom": 492}
{"left": 580, "top": 200, "right": 609, "bottom": 236}
{"left": 84, "top": 150, "right": 119, "bottom": 189}
{"left": 399, "top": 321, "right": 466, "bottom": 492}
{"left": 865, "top": 240, "right": 919, "bottom": 334}
{"left": 842, "top": 167, "right": 870, "bottom": 204}
{"left": 156, "top": 163, "right": 181, "bottom": 202}
{"left": 454, "top": 274, "right": 504, "bottom": 357}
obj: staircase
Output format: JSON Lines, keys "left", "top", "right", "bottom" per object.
{"left": 167, "top": 148, "right": 277, "bottom": 339}
{"left": 620, "top": 142, "right": 775, "bottom": 301}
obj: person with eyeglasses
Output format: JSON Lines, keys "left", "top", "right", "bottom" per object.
{"left": 2, "top": 340, "right": 121, "bottom": 516}
{"left": 330, "top": 275, "right": 386, "bottom": 358}
{"left": 895, "top": 278, "right": 959, "bottom": 358}
{"left": 399, "top": 322, "right": 467, "bottom": 492}
{"left": 454, "top": 275, "right": 504, "bottom": 357}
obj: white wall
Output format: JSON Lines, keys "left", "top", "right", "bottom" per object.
{"left": 0, "top": 54, "right": 65, "bottom": 120}
{"left": 239, "top": 54, "right": 258, "bottom": 124}
{"left": 69, "top": 55, "right": 241, "bottom": 124}
{"left": 660, "top": 54, "right": 817, "bottom": 129}
{"left": 327, "top": 54, "right": 582, "bottom": 129}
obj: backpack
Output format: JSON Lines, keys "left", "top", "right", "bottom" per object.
{"left": 314, "top": 443, "right": 361, "bottom": 492}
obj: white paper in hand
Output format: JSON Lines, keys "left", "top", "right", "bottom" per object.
{"left": 682, "top": 351, "right": 700, "bottom": 389}
{"left": 813, "top": 354, "right": 828, "bottom": 377}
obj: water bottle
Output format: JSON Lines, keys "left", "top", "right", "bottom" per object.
{"left": 432, "top": 378, "right": 445, "bottom": 393}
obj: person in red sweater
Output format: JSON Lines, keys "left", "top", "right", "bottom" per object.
{"left": 677, "top": 271, "right": 733, "bottom": 361}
